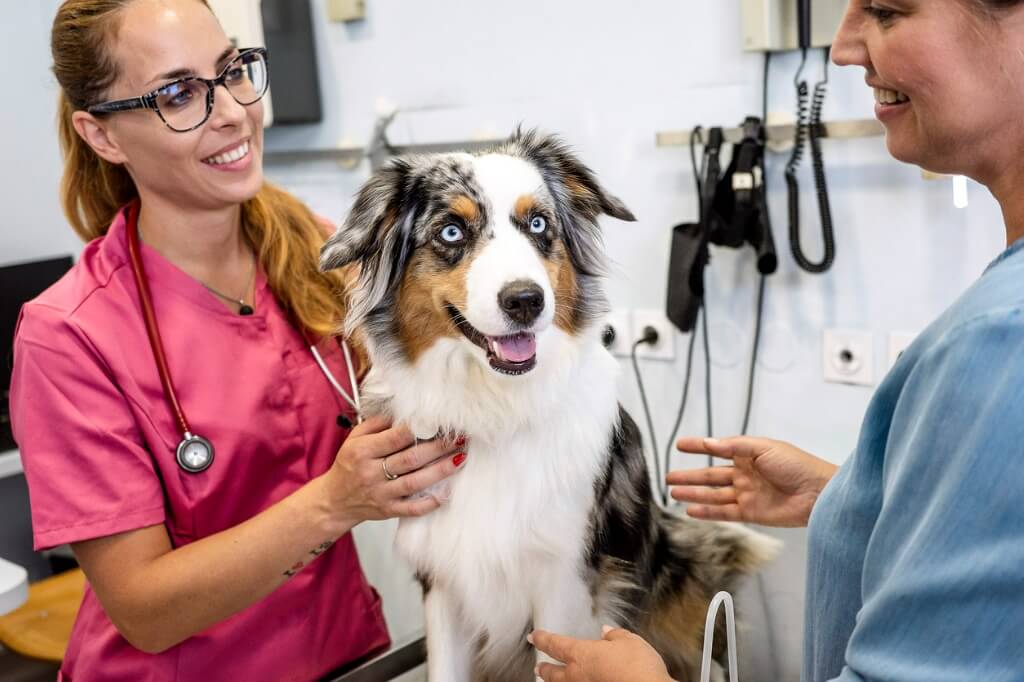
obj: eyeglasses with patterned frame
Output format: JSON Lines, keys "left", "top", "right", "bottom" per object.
{"left": 87, "top": 47, "right": 269, "bottom": 133}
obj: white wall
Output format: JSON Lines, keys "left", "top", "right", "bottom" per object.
{"left": 2, "top": 1, "right": 1008, "bottom": 680}
{"left": 1, "top": 0, "right": 80, "bottom": 265}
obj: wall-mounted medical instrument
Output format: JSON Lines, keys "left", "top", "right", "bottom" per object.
{"left": 784, "top": 0, "right": 836, "bottom": 273}
{"left": 741, "top": 0, "right": 845, "bottom": 52}
{"left": 667, "top": 118, "right": 778, "bottom": 334}
{"left": 738, "top": 1, "right": 845, "bottom": 273}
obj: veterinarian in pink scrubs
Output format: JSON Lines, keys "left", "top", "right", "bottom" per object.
{"left": 9, "top": 1, "right": 466, "bottom": 679}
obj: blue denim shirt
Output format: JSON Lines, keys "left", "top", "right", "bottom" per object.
{"left": 804, "top": 238, "right": 1024, "bottom": 682}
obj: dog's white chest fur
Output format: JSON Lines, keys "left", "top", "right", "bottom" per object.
{"left": 363, "top": 331, "right": 621, "bottom": 670}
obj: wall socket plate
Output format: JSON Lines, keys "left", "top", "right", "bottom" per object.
{"left": 823, "top": 328, "right": 874, "bottom": 386}
{"left": 602, "top": 309, "right": 633, "bottom": 358}
{"left": 632, "top": 310, "right": 676, "bottom": 361}
{"left": 888, "top": 331, "right": 918, "bottom": 372}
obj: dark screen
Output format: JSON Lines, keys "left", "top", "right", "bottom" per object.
{"left": 1, "top": 256, "right": 74, "bottom": 452}
{"left": 262, "top": 0, "right": 323, "bottom": 125}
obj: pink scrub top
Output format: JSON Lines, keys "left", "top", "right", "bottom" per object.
{"left": 9, "top": 206, "right": 390, "bottom": 681}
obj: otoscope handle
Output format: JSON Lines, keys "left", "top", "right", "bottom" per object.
{"left": 754, "top": 214, "right": 779, "bottom": 276}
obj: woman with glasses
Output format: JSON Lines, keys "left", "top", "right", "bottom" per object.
{"left": 8, "top": 0, "right": 467, "bottom": 678}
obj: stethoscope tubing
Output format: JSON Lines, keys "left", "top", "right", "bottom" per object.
{"left": 310, "top": 341, "right": 362, "bottom": 421}
{"left": 125, "top": 202, "right": 194, "bottom": 438}
{"left": 124, "top": 201, "right": 362, "bottom": 472}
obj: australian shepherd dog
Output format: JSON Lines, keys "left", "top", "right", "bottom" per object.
{"left": 320, "top": 130, "right": 779, "bottom": 681}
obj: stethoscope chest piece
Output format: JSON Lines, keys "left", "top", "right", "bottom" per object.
{"left": 176, "top": 432, "right": 215, "bottom": 474}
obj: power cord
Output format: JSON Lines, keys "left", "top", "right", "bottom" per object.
{"left": 759, "top": 50, "right": 782, "bottom": 682}
{"left": 660, "top": 306, "right": 702, "bottom": 505}
{"left": 630, "top": 326, "right": 665, "bottom": 505}
{"left": 743, "top": 50, "right": 771, "bottom": 436}
{"left": 741, "top": 276, "right": 768, "bottom": 435}
{"left": 702, "top": 291, "right": 713, "bottom": 467}
{"left": 689, "top": 124, "right": 714, "bottom": 469}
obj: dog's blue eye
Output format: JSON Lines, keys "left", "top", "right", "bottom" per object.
{"left": 440, "top": 224, "right": 465, "bottom": 244}
{"left": 529, "top": 216, "right": 547, "bottom": 234}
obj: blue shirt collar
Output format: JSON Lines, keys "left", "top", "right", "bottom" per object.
{"left": 985, "top": 234, "right": 1024, "bottom": 274}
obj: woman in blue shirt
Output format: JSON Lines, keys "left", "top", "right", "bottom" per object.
{"left": 532, "top": 1, "right": 1024, "bottom": 680}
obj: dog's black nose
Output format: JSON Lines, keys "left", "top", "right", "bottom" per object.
{"left": 498, "top": 281, "right": 545, "bottom": 326}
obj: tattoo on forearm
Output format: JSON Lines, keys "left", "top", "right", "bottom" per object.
{"left": 310, "top": 540, "right": 334, "bottom": 556}
{"left": 283, "top": 540, "right": 337, "bottom": 578}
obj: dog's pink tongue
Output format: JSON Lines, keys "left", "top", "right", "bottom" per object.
{"left": 493, "top": 334, "right": 537, "bottom": 363}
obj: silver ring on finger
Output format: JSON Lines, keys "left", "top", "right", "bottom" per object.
{"left": 382, "top": 455, "right": 401, "bottom": 481}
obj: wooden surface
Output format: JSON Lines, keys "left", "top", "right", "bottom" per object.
{"left": 0, "top": 569, "right": 85, "bottom": 662}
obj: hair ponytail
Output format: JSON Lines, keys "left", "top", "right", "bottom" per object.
{"left": 57, "top": 91, "right": 138, "bottom": 241}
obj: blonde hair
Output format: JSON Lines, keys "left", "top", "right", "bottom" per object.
{"left": 52, "top": 0, "right": 348, "bottom": 338}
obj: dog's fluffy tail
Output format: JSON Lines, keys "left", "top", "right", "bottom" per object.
{"left": 660, "top": 508, "right": 782, "bottom": 580}
{"left": 637, "top": 510, "right": 781, "bottom": 680}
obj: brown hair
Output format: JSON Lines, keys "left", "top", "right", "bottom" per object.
{"left": 970, "top": 0, "right": 1024, "bottom": 16}
{"left": 52, "top": 0, "right": 349, "bottom": 338}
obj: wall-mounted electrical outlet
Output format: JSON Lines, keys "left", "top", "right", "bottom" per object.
{"left": 823, "top": 329, "right": 874, "bottom": 386}
{"left": 887, "top": 331, "right": 917, "bottom": 372}
{"left": 632, "top": 310, "right": 676, "bottom": 361}
{"left": 601, "top": 309, "right": 633, "bottom": 358}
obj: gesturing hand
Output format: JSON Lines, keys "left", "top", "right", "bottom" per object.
{"left": 669, "top": 436, "right": 837, "bottom": 528}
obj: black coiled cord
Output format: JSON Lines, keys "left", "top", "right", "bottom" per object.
{"left": 786, "top": 49, "right": 835, "bottom": 274}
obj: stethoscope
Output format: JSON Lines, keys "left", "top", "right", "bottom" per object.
{"left": 124, "top": 202, "right": 362, "bottom": 474}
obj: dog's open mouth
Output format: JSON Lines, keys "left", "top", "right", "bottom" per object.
{"left": 445, "top": 304, "right": 537, "bottom": 376}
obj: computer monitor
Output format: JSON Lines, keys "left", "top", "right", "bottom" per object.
{"left": 1, "top": 256, "right": 74, "bottom": 452}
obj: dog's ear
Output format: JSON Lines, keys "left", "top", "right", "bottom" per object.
{"left": 321, "top": 158, "right": 419, "bottom": 333}
{"left": 506, "top": 128, "right": 636, "bottom": 276}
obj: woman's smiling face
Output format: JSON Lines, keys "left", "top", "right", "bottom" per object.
{"left": 92, "top": 0, "right": 265, "bottom": 210}
{"left": 832, "top": 1, "right": 1024, "bottom": 181}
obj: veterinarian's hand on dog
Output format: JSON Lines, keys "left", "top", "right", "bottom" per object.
{"left": 670, "top": 436, "right": 837, "bottom": 528}
{"left": 319, "top": 415, "right": 467, "bottom": 530}
{"left": 530, "top": 626, "right": 675, "bottom": 682}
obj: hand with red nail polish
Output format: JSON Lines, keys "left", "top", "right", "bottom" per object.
{"left": 318, "top": 417, "right": 469, "bottom": 530}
